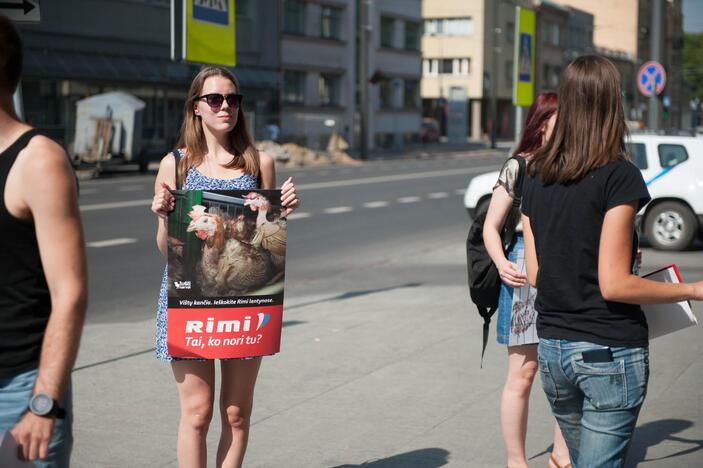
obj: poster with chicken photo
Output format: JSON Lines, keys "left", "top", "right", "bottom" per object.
{"left": 166, "top": 190, "right": 286, "bottom": 359}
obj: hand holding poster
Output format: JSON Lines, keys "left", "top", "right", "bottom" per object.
{"left": 167, "top": 189, "right": 286, "bottom": 359}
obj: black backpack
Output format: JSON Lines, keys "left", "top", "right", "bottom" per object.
{"left": 466, "top": 156, "right": 527, "bottom": 366}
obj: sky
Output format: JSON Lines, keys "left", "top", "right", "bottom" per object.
{"left": 683, "top": 0, "right": 703, "bottom": 33}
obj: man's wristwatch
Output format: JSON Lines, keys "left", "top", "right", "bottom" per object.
{"left": 28, "top": 393, "right": 66, "bottom": 419}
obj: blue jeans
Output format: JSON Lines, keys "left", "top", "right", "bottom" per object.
{"left": 538, "top": 339, "right": 648, "bottom": 468}
{"left": 496, "top": 235, "right": 522, "bottom": 344}
{"left": 0, "top": 368, "right": 73, "bottom": 468}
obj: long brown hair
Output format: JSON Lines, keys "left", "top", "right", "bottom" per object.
{"left": 175, "top": 66, "right": 259, "bottom": 186}
{"left": 529, "top": 55, "right": 628, "bottom": 184}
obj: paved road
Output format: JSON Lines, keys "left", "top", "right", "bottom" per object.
{"left": 70, "top": 152, "right": 703, "bottom": 467}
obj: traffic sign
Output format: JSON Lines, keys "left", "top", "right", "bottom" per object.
{"left": 637, "top": 61, "right": 666, "bottom": 97}
{"left": 0, "top": 0, "right": 40, "bottom": 23}
{"left": 172, "top": 0, "right": 236, "bottom": 67}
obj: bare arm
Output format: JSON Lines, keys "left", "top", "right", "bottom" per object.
{"left": 598, "top": 202, "right": 703, "bottom": 303}
{"left": 522, "top": 213, "right": 539, "bottom": 288}
{"left": 260, "top": 151, "right": 300, "bottom": 215}
{"left": 10, "top": 137, "right": 87, "bottom": 460}
{"left": 483, "top": 186, "right": 526, "bottom": 288}
{"left": 152, "top": 153, "right": 176, "bottom": 257}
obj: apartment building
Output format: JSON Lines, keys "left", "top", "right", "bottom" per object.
{"left": 364, "top": 0, "right": 423, "bottom": 150}
{"left": 280, "top": 0, "right": 356, "bottom": 149}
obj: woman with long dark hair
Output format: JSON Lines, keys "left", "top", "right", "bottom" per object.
{"left": 150, "top": 66, "right": 300, "bottom": 468}
{"left": 483, "top": 91, "right": 570, "bottom": 468}
{"left": 521, "top": 55, "right": 703, "bottom": 466}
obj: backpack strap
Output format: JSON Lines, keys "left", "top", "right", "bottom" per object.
{"left": 478, "top": 305, "right": 496, "bottom": 368}
{"left": 511, "top": 155, "right": 527, "bottom": 209}
{"left": 172, "top": 149, "right": 182, "bottom": 190}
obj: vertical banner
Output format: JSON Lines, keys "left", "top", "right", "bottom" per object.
{"left": 167, "top": 190, "right": 286, "bottom": 359}
{"left": 174, "top": 0, "right": 236, "bottom": 67}
{"left": 513, "top": 7, "right": 535, "bottom": 107}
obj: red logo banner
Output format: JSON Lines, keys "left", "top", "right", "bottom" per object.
{"left": 167, "top": 305, "right": 282, "bottom": 359}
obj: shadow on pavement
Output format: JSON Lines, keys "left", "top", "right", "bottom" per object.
{"left": 331, "top": 448, "right": 450, "bottom": 468}
{"left": 286, "top": 283, "right": 423, "bottom": 311}
{"left": 626, "top": 419, "right": 703, "bottom": 467}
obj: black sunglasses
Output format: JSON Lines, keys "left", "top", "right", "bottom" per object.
{"left": 196, "top": 93, "right": 243, "bottom": 109}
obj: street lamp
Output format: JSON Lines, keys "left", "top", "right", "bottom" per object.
{"left": 429, "top": 29, "right": 445, "bottom": 138}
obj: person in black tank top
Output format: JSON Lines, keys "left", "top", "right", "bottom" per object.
{"left": 0, "top": 16, "right": 87, "bottom": 467}
{"left": 521, "top": 56, "right": 703, "bottom": 467}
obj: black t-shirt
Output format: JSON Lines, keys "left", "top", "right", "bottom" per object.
{"left": 521, "top": 159, "right": 651, "bottom": 347}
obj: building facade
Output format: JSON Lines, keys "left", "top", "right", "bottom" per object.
{"left": 279, "top": 0, "right": 356, "bottom": 150}
{"left": 17, "top": 0, "right": 281, "bottom": 160}
{"left": 364, "top": 0, "right": 423, "bottom": 150}
{"left": 535, "top": 1, "right": 570, "bottom": 93}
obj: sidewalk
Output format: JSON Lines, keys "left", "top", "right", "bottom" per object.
{"left": 70, "top": 239, "right": 703, "bottom": 467}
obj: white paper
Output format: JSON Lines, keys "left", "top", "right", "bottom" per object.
{"left": 0, "top": 431, "right": 34, "bottom": 468}
{"left": 509, "top": 247, "right": 539, "bottom": 345}
{"left": 642, "top": 265, "right": 698, "bottom": 339}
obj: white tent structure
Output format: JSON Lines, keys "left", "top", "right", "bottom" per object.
{"left": 74, "top": 91, "right": 146, "bottom": 163}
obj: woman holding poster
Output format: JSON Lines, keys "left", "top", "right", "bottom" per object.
{"left": 521, "top": 56, "right": 703, "bottom": 466}
{"left": 483, "top": 91, "right": 571, "bottom": 468}
{"left": 151, "top": 66, "right": 300, "bottom": 468}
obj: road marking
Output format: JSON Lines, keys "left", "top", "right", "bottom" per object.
{"left": 287, "top": 212, "right": 311, "bottom": 220}
{"left": 398, "top": 196, "right": 421, "bottom": 204}
{"left": 428, "top": 192, "right": 449, "bottom": 199}
{"left": 455, "top": 188, "right": 466, "bottom": 195}
{"left": 296, "top": 164, "right": 499, "bottom": 190}
{"left": 87, "top": 238, "right": 138, "bottom": 248}
{"left": 363, "top": 201, "right": 389, "bottom": 208}
{"left": 79, "top": 188, "right": 99, "bottom": 195}
{"left": 80, "top": 199, "right": 151, "bottom": 212}
{"left": 118, "top": 186, "right": 143, "bottom": 192}
{"left": 78, "top": 164, "right": 501, "bottom": 212}
{"left": 324, "top": 206, "right": 354, "bottom": 214}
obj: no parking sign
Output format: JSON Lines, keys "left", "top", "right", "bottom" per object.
{"left": 637, "top": 61, "right": 666, "bottom": 97}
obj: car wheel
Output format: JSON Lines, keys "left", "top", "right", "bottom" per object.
{"left": 644, "top": 202, "right": 697, "bottom": 251}
{"left": 474, "top": 197, "right": 491, "bottom": 221}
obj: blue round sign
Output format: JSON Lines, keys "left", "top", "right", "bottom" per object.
{"left": 637, "top": 61, "right": 666, "bottom": 97}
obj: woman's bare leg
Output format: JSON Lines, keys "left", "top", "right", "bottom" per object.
{"left": 172, "top": 360, "right": 216, "bottom": 468}
{"left": 501, "top": 344, "right": 538, "bottom": 468}
{"left": 216, "top": 357, "right": 262, "bottom": 468}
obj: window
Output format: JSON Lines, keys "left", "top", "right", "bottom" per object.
{"left": 403, "top": 80, "right": 419, "bottom": 108}
{"left": 405, "top": 22, "right": 420, "bottom": 50}
{"left": 440, "top": 59, "right": 453, "bottom": 74}
{"left": 284, "top": 0, "right": 306, "bottom": 35}
{"left": 505, "top": 22, "right": 514, "bottom": 43}
{"left": 381, "top": 16, "right": 395, "bottom": 48}
{"left": 506, "top": 61, "right": 513, "bottom": 88}
{"left": 423, "top": 18, "right": 473, "bottom": 36}
{"left": 283, "top": 71, "right": 305, "bottom": 104}
{"left": 379, "top": 80, "right": 393, "bottom": 109}
{"left": 235, "top": 0, "right": 249, "bottom": 16}
{"left": 321, "top": 5, "right": 342, "bottom": 40}
{"left": 461, "top": 58, "right": 471, "bottom": 75}
{"left": 319, "top": 74, "right": 341, "bottom": 106}
{"left": 658, "top": 144, "right": 688, "bottom": 169}
{"left": 626, "top": 143, "right": 648, "bottom": 170}
{"left": 544, "top": 22, "right": 560, "bottom": 46}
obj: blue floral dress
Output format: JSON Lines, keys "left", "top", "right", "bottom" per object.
{"left": 155, "top": 165, "right": 258, "bottom": 362}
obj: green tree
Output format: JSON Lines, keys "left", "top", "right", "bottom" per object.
{"left": 683, "top": 33, "right": 703, "bottom": 100}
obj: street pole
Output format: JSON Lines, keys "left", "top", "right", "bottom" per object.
{"left": 359, "top": 0, "right": 370, "bottom": 160}
{"left": 648, "top": 0, "right": 662, "bottom": 132}
{"left": 490, "top": 0, "right": 498, "bottom": 149}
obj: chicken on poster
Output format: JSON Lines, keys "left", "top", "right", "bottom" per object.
{"left": 166, "top": 189, "right": 287, "bottom": 359}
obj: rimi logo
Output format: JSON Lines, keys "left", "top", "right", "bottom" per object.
{"left": 193, "top": 0, "right": 229, "bottom": 26}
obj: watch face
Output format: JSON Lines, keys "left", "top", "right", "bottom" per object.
{"left": 30, "top": 394, "right": 54, "bottom": 416}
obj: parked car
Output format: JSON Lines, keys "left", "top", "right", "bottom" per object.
{"left": 463, "top": 134, "right": 703, "bottom": 251}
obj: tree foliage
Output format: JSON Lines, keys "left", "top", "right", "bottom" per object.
{"left": 684, "top": 33, "right": 703, "bottom": 100}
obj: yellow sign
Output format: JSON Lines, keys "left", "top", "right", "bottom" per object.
{"left": 513, "top": 7, "right": 535, "bottom": 107}
{"left": 185, "top": 0, "right": 236, "bottom": 67}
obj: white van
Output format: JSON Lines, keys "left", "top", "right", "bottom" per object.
{"left": 464, "top": 134, "right": 703, "bottom": 251}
